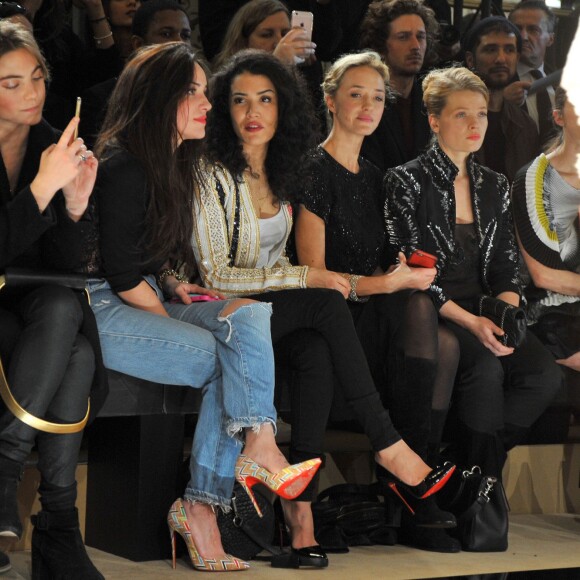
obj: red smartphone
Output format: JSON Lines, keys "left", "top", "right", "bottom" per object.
{"left": 407, "top": 249, "right": 438, "bottom": 268}
{"left": 170, "top": 294, "right": 221, "bottom": 304}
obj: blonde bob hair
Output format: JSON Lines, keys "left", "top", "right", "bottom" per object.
{"left": 0, "top": 20, "right": 50, "bottom": 82}
{"left": 422, "top": 66, "right": 488, "bottom": 117}
{"left": 322, "top": 50, "right": 390, "bottom": 100}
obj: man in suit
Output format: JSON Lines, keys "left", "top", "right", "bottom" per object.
{"left": 465, "top": 16, "right": 539, "bottom": 182}
{"left": 505, "top": 1, "right": 557, "bottom": 146}
{"left": 359, "top": 0, "right": 438, "bottom": 172}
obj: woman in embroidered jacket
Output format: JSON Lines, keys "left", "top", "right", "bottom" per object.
{"left": 89, "top": 42, "right": 321, "bottom": 573}
{"left": 193, "top": 49, "right": 455, "bottom": 564}
{"left": 385, "top": 66, "right": 561, "bottom": 479}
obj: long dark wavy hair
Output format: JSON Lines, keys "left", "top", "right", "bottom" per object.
{"left": 96, "top": 42, "right": 206, "bottom": 270}
{"left": 205, "top": 49, "right": 317, "bottom": 203}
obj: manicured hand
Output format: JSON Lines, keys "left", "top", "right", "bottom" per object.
{"left": 306, "top": 267, "right": 350, "bottom": 299}
{"left": 30, "top": 117, "right": 95, "bottom": 215}
{"left": 171, "top": 282, "right": 225, "bottom": 304}
{"left": 385, "top": 252, "right": 436, "bottom": 292}
{"left": 469, "top": 316, "right": 515, "bottom": 357}
{"left": 274, "top": 27, "right": 316, "bottom": 65}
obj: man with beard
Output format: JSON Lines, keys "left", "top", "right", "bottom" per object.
{"left": 505, "top": 1, "right": 558, "bottom": 147}
{"left": 359, "top": 0, "right": 438, "bottom": 172}
{"left": 465, "top": 16, "right": 539, "bottom": 182}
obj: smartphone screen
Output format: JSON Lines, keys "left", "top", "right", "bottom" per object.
{"left": 291, "top": 10, "right": 313, "bottom": 42}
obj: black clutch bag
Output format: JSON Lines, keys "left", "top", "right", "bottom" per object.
{"left": 0, "top": 267, "right": 87, "bottom": 291}
{"left": 478, "top": 295, "right": 527, "bottom": 348}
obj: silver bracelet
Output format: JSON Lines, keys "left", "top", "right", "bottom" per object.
{"left": 348, "top": 275, "right": 368, "bottom": 303}
{"left": 93, "top": 31, "right": 113, "bottom": 46}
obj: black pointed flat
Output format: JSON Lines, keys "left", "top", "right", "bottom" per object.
{"left": 271, "top": 545, "right": 329, "bottom": 568}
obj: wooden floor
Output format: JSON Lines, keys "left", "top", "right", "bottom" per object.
{"left": 4, "top": 514, "right": 580, "bottom": 579}
{"left": 4, "top": 431, "right": 580, "bottom": 579}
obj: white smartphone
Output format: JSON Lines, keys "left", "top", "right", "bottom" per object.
{"left": 291, "top": 10, "right": 313, "bottom": 42}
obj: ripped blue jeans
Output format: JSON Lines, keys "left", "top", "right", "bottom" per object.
{"left": 88, "top": 277, "right": 276, "bottom": 509}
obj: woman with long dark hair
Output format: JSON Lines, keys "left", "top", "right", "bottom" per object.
{"left": 193, "top": 49, "right": 455, "bottom": 567}
{"left": 0, "top": 21, "right": 102, "bottom": 578}
{"left": 89, "top": 41, "right": 319, "bottom": 572}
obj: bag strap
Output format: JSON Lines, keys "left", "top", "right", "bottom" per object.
{"left": 214, "top": 171, "right": 241, "bottom": 267}
{"left": 0, "top": 357, "right": 90, "bottom": 434}
{"left": 0, "top": 271, "right": 90, "bottom": 434}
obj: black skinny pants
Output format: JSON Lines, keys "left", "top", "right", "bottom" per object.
{"left": 250, "top": 289, "right": 401, "bottom": 457}
{"left": 445, "top": 321, "right": 562, "bottom": 476}
{"left": 0, "top": 286, "right": 94, "bottom": 488}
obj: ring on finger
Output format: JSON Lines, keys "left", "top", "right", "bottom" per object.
{"left": 79, "top": 154, "right": 87, "bottom": 162}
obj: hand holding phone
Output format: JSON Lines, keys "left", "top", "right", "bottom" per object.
{"left": 285, "top": 10, "right": 314, "bottom": 65}
{"left": 72, "top": 97, "right": 81, "bottom": 142}
{"left": 407, "top": 249, "right": 438, "bottom": 268}
{"left": 291, "top": 10, "right": 313, "bottom": 42}
{"left": 170, "top": 293, "right": 222, "bottom": 304}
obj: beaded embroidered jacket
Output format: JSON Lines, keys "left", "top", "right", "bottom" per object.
{"left": 192, "top": 163, "right": 309, "bottom": 296}
{"left": 384, "top": 142, "right": 521, "bottom": 309}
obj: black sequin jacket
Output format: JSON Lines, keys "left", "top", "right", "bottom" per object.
{"left": 384, "top": 142, "right": 521, "bottom": 309}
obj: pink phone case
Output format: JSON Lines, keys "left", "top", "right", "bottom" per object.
{"left": 169, "top": 294, "right": 221, "bottom": 304}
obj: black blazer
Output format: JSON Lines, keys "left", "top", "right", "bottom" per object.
{"left": 0, "top": 120, "right": 92, "bottom": 272}
{"left": 384, "top": 143, "right": 521, "bottom": 309}
{"left": 361, "top": 78, "right": 431, "bottom": 173}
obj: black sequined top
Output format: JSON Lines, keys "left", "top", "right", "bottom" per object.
{"left": 439, "top": 223, "right": 484, "bottom": 301}
{"left": 300, "top": 147, "right": 385, "bottom": 276}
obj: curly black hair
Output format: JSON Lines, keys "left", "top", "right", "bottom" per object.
{"left": 204, "top": 49, "right": 318, "bottom": 203}
{"left": 359, "top": 0, "right": 439, "bottom": 65}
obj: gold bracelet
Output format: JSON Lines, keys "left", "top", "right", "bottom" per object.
{"left": 157, "top": 268, "right": 188, "bottom": 290}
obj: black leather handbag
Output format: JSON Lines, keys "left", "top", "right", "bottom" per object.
{"left": 312, "top": 483, "right": 398, "bottom": 553}
{"left": 478, "top": 295, "right": 527, "bottom": 348}
{"left": 216, "top": 482, "right": 278, "bottom": 561}
{"left": 438, "top": 466, "right": 510, "bottom": 552}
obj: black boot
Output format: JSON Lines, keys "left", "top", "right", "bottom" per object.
{"left": 31, "top": 508, "right": 104, "bottom": 580}
{"left": 0, "top": 455, "right": 23, "bottom": 538}
{"left": 398, "top": 509, "right": 461, "bottom": 553}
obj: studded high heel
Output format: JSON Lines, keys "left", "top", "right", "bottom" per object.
{"left": 386, "top": 463, "right": 456, "bottom": 515}
{"left": 235, "top": 455, "right": 322, "bottom": 517}
{"left": 167, "top": 499, "right": 249, "bottom": 572}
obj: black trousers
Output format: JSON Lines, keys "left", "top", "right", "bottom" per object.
{"left": 444, "top": 321, "right": 563, "bottom": 476}
{"left": 251, "top": 289, "right": 400, "bottom": 456}
{"left": 0, "top": 286, "right": 94, "bottom": 488}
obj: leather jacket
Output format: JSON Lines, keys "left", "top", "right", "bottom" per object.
{"left": 385, "top": 142, "right": 521, "bottom": 309}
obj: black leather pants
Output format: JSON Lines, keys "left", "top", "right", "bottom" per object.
{"left": 0, "top": 285, "right": 94, "bottom": 488}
